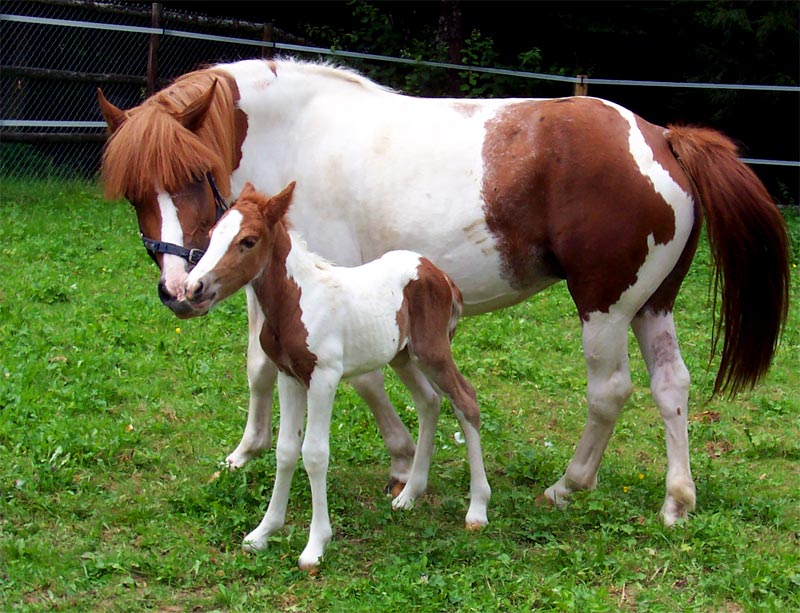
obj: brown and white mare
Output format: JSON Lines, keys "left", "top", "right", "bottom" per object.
{"left": 98, "top": 58, "right": 790, "bottom": 526}
{"left": 183, "top": 181, "right": 491, "bottom": 568}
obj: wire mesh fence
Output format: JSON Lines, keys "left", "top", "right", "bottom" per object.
{"left": 0, "top": 0, "right": 310, "bottom": 181}
{"left": 1, "top": 0, "right": 798, "bottom": 204}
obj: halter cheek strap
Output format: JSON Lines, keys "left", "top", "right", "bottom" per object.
{"left": 140, "top": 172, "right": 230, "bottom": 266}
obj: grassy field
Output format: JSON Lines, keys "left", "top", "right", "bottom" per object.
{"left": 1, "top": 179, "right": 798, "bottom": 612}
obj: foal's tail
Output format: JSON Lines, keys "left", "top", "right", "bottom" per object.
{"left": 666, "top": 125, "right": 790, "bottom": 396}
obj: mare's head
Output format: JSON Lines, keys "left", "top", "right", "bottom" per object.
{"left": 97, "top": 70, "right": 244, "bottom": 317}
{"left": 183, "top": 181, "right": 296, "bottom": 314}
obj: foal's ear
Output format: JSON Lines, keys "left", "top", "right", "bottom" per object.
{"left": 240, "top": 181, "right": 258, "bottom": 198}
{"left": 97, "top": 89, "right": 127, "bottom": 133}
{"left": 264, "top": 181, "right": 297, "bottom": 225}
{"left": 176, "top": 79, "right": 217, "bottom": 133}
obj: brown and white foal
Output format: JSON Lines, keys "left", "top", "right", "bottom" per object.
{"left": 184, "top": 182, "right": 490, "bottom": 569}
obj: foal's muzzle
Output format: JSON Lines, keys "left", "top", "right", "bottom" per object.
{"left": 158, "top": 280, "right": 198, "bottom": 319}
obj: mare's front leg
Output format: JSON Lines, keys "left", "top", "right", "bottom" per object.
{"left": 242, "top": 373, "right": 306, "bottom": 552}
{"left": 543, "top": 315, "right": 632, "bottom": 507}
{"left": 298, "top": 367, "right": 340, "bottom": 570}
{"left": 227, "top": 287, "right": 276, "bottom": 468}
{"left": 349, "top": 369, "right": 416, "bottom": 494}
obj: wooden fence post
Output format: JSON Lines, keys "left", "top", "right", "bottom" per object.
{"left": 262, "top": 23, "right": 275, "bottom": 58}
{"left": 574, "top": 74, "right": 588, "bottom": 96}
{"left": 146, "top": 3, "right": 163, "bottom": 97}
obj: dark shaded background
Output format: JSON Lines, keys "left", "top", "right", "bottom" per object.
{"left": 161, "top": 1, "right": 798, "bottom": 204}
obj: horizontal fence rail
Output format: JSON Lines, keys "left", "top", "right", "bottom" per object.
{"left": 1, "top": 2, "right": 798, "bottom": 189}
{"left": 4, "top": 13, "right": 799, "bottom": 94}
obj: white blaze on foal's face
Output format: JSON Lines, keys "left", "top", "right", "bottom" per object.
{"left": 185, "top": 209, "right": 252, "bottom": 310}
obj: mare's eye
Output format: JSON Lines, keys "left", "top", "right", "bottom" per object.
{"left": 240, "top": 236, "right": 258, "bottom": 249}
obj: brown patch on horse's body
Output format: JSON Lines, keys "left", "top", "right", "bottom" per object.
{"left": 481, "top": 98, "right": 686, "bottom": 319}
{"left": 402, "top": 259, "right": 480, "bottom": 431}
{"left": 242, "top": 196, "right": 318, "bottom": 388}
{"left": 452, "top": 102, "right": 480, "bottom": 118}
{"left": 211, "top": 69, "right": 248, "bottom": 173}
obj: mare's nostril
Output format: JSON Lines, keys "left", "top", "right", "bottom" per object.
{"left": 157, "top": 280, "right": 172, "bottom": 305}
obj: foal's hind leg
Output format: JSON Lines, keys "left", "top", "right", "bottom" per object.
{"left": 349, "top": 369, "right": 417, "bottom": 494}
{"left": 632, "top": 311, "right": 695, "bottom": 525}
{"left": 544, "top": 315, "right": 632, "bottom": 506}
{"left": 419, "top": 357, "right": 491, "bottom": 529}
{"left": 411, "top": 348, "right": 491, "bottom": 529}
{"left": 388, "top": 354, "right": 442, "bottom": 511}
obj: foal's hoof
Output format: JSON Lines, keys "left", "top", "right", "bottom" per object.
{"left": 298, "top": 560, "right": 321, "bottom": 574}
{"left": 385, "top": 478, "right": 407, "bottom": 499}
{"left": 534, "top": 493, "right": 556, "bottom": 508}
{"left": 465, "top": 521, "right": 486, "bottom": 532}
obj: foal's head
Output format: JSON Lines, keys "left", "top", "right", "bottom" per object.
{"left": 184, "top": 181, "right": 296, "bottom": 314}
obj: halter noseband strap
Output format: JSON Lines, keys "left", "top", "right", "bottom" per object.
{"left": 140, "top": 172, "right": 230, "bottom": 266}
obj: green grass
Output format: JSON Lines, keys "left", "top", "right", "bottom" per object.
{"left": 1, "top": 179, "right": 798, "bottom": 612}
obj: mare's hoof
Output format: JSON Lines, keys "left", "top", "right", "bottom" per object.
{"left": 465, "top": 521, "right": 486, "bottom": 532}
{"left": 534, "top": 493, "right": 555, "bottom": 508}
{"left": 385, "top": 478, "right": 406, "bottom": 499}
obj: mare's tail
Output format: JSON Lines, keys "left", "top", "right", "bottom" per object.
{"left": 666, "top": 125, "right": 790, "bottom": 396}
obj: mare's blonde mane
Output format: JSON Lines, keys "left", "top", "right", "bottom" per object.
{"left": 100, "top": 68, "right": 238, "bottom": 202}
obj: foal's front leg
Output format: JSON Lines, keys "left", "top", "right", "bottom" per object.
{"left": 242, "top": 373, "right": 306, "bottom": 552}
{"left": 227, "top": 287, "right": 277, "bottom": 468}
{"left": 298, "top": 367, "right": 340, "bottom": 570}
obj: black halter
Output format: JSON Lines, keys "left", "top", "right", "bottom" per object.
{"left": 140, "top": 172, "right": 230, "bottom": 266}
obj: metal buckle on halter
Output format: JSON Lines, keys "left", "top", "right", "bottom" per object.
{"left": 187, "top": 248, "right": 205, "bottom": 265}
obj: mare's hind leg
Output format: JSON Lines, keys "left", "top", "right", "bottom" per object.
{"left": 388, "top": 354, "right": 442, "bottom": 511}
{"left": 632, "top": 310, "right": 695, "bottom": 525}
{"left": 544, "top": 315, "right": 632, "bottom": 506}
{"left": 227, "top": 287, "right": 277, "bottom": 468}
{"left": 349, "top": 370, "right": 417, "bottom": 494}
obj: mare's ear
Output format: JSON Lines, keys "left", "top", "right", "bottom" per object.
{"left": 264, "top": 181, "right": 297, "bottom": 225}
{"left": 176, "top": 79, "right": 217, "bottom": 132}
{"left": 97, "top": 89, "right": 127, "bottom": 133}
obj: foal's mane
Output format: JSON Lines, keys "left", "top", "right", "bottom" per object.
{"left": 100, "top": 68, "right": 238, "bottom": 202}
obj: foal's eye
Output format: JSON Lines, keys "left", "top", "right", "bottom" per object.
{"left": 240, "top": 236, "right": 258, "bottom": 249}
